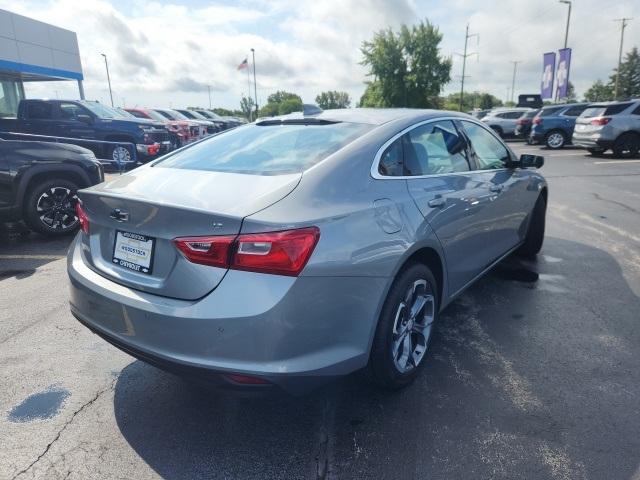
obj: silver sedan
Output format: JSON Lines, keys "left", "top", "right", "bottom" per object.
{"left": 68, "top": 108, "right": 547, "bottom": 394}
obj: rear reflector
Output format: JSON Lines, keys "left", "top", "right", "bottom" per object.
{"left": 76, "top": 201, "right": 89, "bottom": 234}
{"left": 173, "top": 227, "right": 320, "bottom": 276}
{"left": 590, "top": 117, "right": 611, "bottom": 126}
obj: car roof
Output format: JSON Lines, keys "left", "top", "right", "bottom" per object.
{"left": 266, "top": 108, "right": 471, "bottom": 126}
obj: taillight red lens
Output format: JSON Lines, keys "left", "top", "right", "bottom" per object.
{"left": 590, "top": 117, "right": 611, "bottom": 126}
{"left": 173, "top": 235, "right": 235, "bottom": 268}
{"left": 233, "top": 227, "right": 320, "bottom": 276}
{"left": 225, "top": 373, "right": 269, "bottom": 385}
{"left": 173, "top": 227, "right": 320, "bottom": 276}
{"left": 533, "top": 118, "right": 542, "bottom": 125}
{"left": 75, "top": 201, "right": 89, "bottom": 234}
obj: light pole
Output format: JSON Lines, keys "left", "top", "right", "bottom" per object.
{"left": 613, "top": 18, "right": 632, "bottom": 100}
{"left": 100, "top": 53, "right": 114, "bottom": 107}
{"left": 250, "top": 48, "right": 258, "bottom": 118}
{"left": 559, "top": 0, "right": 572, "bottom": 49}
{"left": 510, "top": 61, "right": 521, "bottom": 104}
{"left": 207, "top": 85, "right": 212, "bottom": 108}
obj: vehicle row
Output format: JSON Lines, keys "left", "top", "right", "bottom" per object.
{"left": 0, "top": 99, "right": 245, "bottom": 166}
{"left": 470, "top": 99, "right": 640, "bottom": 157}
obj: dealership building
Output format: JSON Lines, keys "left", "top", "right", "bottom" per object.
{"left": 0, "top": 8, "right": 84, "bottom": 118}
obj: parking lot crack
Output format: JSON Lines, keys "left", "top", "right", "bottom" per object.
{"left": 592, "top": 192, "right": 640, "bottom": 215}
{"left": 10, "top": 379, "right": 116, "bottom": 480}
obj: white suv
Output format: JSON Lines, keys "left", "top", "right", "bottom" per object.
{"left": 481, "top": 108, "right": 533, "bottom": 138}
{"left": 573, "top": 100, "right": 640, "bottom": 157}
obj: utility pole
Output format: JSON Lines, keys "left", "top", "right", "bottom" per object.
{"left": 251, "top": 48, "right": 258, "bottom": 119}
{"left": 613, "top": 18, "right": 632, "bottom": 100}
{"left": 456, "top": 24, "right": 478, "bottom": 111}
{"left": 510, "top": 61, "right": 521, "bottom": 104}
{"left": 207, "top": 85, "right": 211, "bottom": 109}
{"left": 100, "top": 53, "right": 114, "bottom": 107}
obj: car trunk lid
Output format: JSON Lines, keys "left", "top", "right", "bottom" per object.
{"left": 78, "top": 166, "right": 301, "bottom": 300}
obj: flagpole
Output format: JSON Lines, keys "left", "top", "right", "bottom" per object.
{"left": 251, "top": 48, "right": 258, "bottom": 119}
{"left": 246, "top": 66, "right": 251, "bottom": 121}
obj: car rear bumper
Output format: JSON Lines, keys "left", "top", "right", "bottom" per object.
{"left": 571, "top": 133, "right": 613, "bottom": 150}
{"left": 67, "top": 235, "right": 386, "bottom": 394}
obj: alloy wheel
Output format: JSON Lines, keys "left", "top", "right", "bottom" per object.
{"left": 391, "top": 279, "right": 435, "bottom": 373}
{"left": 112, "top": 146, "right": 131, "bottom": 163}
{"left": 36, "top": 187, "right": 78, "bottom": 230}
{"left": 547, "top": 132, "right": 564, "bottom": 149}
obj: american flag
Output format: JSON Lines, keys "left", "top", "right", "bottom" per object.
{"left": 237, "top": 58, "right": 248, "bottom": 70}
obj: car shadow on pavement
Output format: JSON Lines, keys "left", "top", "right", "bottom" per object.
{"left": 112, "top": 237, "right": 640, "bottom": 480}
{"left": 0, "top": 222, "right": 73, "bottom": 279}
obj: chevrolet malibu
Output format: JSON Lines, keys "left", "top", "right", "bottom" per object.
{"left": 68, "top": 108, "right": 547, "bottom": 394}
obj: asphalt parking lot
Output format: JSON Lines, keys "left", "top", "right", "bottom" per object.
{"left": 1, "top": 143, "right": 639, "bottom": 480}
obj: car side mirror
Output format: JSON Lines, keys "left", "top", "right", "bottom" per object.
{"left": 515, "top": 154, "right": 544, "bottom": 169}
{"left": 77, "top": 114, "right": 93, "bottom": 124}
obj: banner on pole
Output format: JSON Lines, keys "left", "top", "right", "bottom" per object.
{"left": 556, "top": 48, "right": 572, "bottom": 99}
{"left": 541, "top": 52, "right": 556, "bottom": 99}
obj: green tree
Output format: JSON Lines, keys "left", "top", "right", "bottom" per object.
{"left": 212, "top": 107, "right": 235, "bottom": 116}
{"left": 566, "top": 81, "right": 577, "bottom": 102}
{"left": 359, "top": 20, "right": 451, "bottom": 108}
{"left": 610, "top": 46, "right": 640, "bottom": 99}
{"left": 441, "top": 91, "right": 502, "bottom": 111}
{"left": 584, "top": 80, "right": 613, "bottom": 102}
{"left": 315, "top": 91, "right": 352, "bottom": 109}
{"left": 258, "top": 90, "right": 303, "bottom": 117}
{"left": 240, "top": 95, "right": 255, "bottom": 121}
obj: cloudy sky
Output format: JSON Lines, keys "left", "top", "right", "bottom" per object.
{"left": 2, "top": 0, "right": 639, "bottom": 110}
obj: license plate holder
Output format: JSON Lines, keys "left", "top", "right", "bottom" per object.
{"left": 112, "top": 230, "right": 155, "bottom": 275}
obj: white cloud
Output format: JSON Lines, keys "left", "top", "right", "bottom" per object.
{"left": 2, "top": 0, "right": 639, "bottom": 110}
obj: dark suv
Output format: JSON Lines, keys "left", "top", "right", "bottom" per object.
{"left": 529, "top": 103, "right": 590, "bottom": 149}
{"left": 0, "top": 139, "right": 103, "bottom": 236}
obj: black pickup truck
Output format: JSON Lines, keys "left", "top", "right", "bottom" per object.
{"left": 0, "top": 139, "right": 103, "bottom": 236}
{"left": 0, "top": 100, "right": 171, "bottom": 164}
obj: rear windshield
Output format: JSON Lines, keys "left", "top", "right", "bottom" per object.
{"left": 155, "top": 122, "right": 372, "bottom": 175}
{"left": 523, "top": 110, "right": 539, "bottom": 119}
{"left": 581, "top": 103, "right": 632, "bottom": 117}
{"left": 538, "top": 107, "right": 564, "bottom": 117}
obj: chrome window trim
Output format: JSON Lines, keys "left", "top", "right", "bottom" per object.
{"left": 370, "top": 116, "right": 511, "bottom": 180}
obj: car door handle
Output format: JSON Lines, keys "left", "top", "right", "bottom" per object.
{"left": 428, "top": 196, "right": 446, "bottom": 208}
{"left": 489, "top": 184, "right": 504, "bottom": 193}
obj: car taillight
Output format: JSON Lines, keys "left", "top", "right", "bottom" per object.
{"left": 173, "top": 227, "right": 320, "bottom": 276}
{"left": 147, "top": 144, "right": 160, "bottom": 155}
{"left": 76, "top": 202, "right": 89, "bottom": 234}
{"left": 173, "top": 235, "right": 235, "bottom": 268}
{"left": 590, "top": 117, "right": 611, "bottom": 126}
{"left": 225, "top": 373, "right": 270, "bottom": 385}
{"left": 533, "top": 118, "right": 542, "bottom": 125}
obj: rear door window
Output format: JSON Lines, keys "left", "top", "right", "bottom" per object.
{"left": 157, "top": 122, "right": 372, "bottom": 175}
{"left": 26, "top": 102, "right": 53, "bottom": 120}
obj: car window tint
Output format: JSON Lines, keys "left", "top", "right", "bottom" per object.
{"left": 507, "top": 111, "right": 525, "bottom": 119}
{"left": 378, "top": 137, "right": 403, "bottom": 176}
{"left": 26, "top": 102, "right": 53, "bottom": 120}
{"left": 563, "top": 105, "right": 587, "bottom": 117}
{"left": 605, "top": 103, "right": 632, "bottom": 115}
{"left": 539, "top": 107, "right": 564, "bottom": 117}
{"left": 461, "top": 121, "right": 510, "bottom": 170}
{"left": 632, "top": 105, "right": 640, "bottom": 115}
{"left": 58, "top": 102, "right": 85, "bottom": 120}
{"left": 404, "top": 120, "right": 470, "bottom": 175}
{"left": 157, "top": 122, "right": 372, "bottom": 175}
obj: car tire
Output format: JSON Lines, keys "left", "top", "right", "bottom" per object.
{"left": 23, "top": 178, "right": 80, "bottom": 237}
{"left": 109, "top": 144, "right": 133, "bottom": 165}
{"left": 516, "top": 194, "right": 546, "bottom": 258}
{"left": 612, "top": 133, "right": 640, "bottom": 159}
{"left": 545, "top": 130, "right": 566, "bottom": 149}
{"left": 368, "top": 263, "right": 438, "bottom": 390}
{"left": 587, "top": 148, "right": 606, "bottom": 156}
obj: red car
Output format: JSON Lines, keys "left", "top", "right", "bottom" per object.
{"left": 125, "top": 108, "right": 194, "bottom": 148}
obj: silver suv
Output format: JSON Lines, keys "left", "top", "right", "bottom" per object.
{"left": 481, "top": 108, "right": 533, "bottom": 138}
{"left": 573, "top": 100, "right": 640, "bottom": 157}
